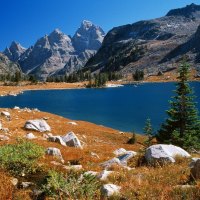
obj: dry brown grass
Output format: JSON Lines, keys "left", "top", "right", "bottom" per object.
{"left": 0, "top": 108, "right": 199, "bottom": 199}
{"left": 0, "top": 171, "right": 13, "bottom": 200}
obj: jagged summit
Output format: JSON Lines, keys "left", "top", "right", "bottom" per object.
{"left": 4, "top": 41, "right": 26, "bottom": 62}
{"left": 72, "top": 20, "right": 105, "bottom": 52}
{"left": 166, "top": 3, "right": 200, "bottom": 18}
{"left": 14, "top": 21, "right": 105, "bottom": 80}
{"left": 81, "top": 20, "right": 93, "bottom": 29}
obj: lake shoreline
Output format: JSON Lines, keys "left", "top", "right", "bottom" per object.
{"left": 0, "top": 77, "right": 199, "bottom": 96}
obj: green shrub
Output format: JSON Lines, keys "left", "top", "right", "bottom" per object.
{"left": 127, "top": 132, "right": 136, "bottom": 144}
{"left": 0, "top": 139, "right": 44, "bottom": 176}
{"left": 42, "top": 170, "right": 101, "bottom": 199}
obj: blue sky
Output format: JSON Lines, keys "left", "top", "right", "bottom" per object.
{"left": 0, "top": 0, "right": 199, "bottom": 50}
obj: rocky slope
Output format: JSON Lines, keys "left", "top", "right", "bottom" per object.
{"left": 4, "top": 20, "right": 105, "bottom": 80}
{"left": 85, "top": 3, "right": 200, "bottom": 76}
{"left": 0, "top": 108, "right": 199, "bottom": 199}
{"left": 4, "top": 41, "right": 26, "bottom": 62}
{"left": 0, "top": 53, "right": 21, "bottom": 76}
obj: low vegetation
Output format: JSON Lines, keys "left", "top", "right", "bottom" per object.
{"left": 0, "top": 139, "right": 44, "bottom": 176}
{"left": 42, "top": 170, "right": 101, "bottom": 199}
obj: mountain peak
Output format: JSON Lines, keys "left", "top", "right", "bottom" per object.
{"left": 4, "top": 41, "right": 26, "bottom": 61}
{"left": 81, "top": 20, "right": 93, "bottom": 29}
{"left": 166, "top": 3, "right": 200, "bottom": 18}
{"left": 10, "top": 41, "right": 26, "bottom": 50}
{"left": 50, "top": 28, "right": 63, "bottom": 35}
{"left": 72, "top": 20, "right": 105, "bottom": 52}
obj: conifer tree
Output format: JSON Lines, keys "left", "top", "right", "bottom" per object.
{"left": 156, "top": 62, "right": 200, "bottom": 149}
{"left": 143, "top": 118, "right": 153, "bottom": 147}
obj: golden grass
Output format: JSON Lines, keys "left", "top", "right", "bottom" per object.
{"left": 0, "top": 108, "right": 199, "bottom": 199}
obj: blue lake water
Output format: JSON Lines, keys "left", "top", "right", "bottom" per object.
{"left": 0, "top": 82, "right": 199, "bottom": 133}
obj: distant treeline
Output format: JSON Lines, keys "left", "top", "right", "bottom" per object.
{"left": 0, "top": 71, "right": 38, "bottom": 84}
{"left": 46, "top": 71, "right": 122, "bottom": 87}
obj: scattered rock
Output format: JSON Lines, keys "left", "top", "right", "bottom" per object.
{"left": 101, "top": 151, "right": 137, "bottom": 168}
{"left": 23, "top": 107, "right": 32, "bottom": 112}
{"left": 97, "top": 170, "right": 113, "bottom": 181}
{"left": 62, "top": 131, "right": 82, "bottom": 148}
{"left": 13, "top": 106, "right": 20, "bottom": 110}
{"left": 67, "top": 121, "right": 78, "bottom": 125}
{"left": 50, "top": 161, "right": 63, "bottom": 166}
{"left": 43, "top": 117, "right": 49, "bottom": 120}
{"left": 101, "top": 158, "right": 122, "bottom": 168}
{"left": 26, "top": 133, "right": 37, "bottom": 139}
{"left": 46, "top": 147, "right": 64, "bottom": 163}
{"left": 21, "top": 182, "right": 34, "bottom": 188}
{"left": 32, "top": 189, "right": 43, "bottom": 197}
{"left": 24, "top": 119, "right": 51, "bottom": 132}
{"left": 63, "top": 165, "right": 83, "bottom": 170}
{"left": 101, "top": 184, "right": 121, "bottom": 197}
{"left": 117, "top": 151, "right": 137, "bottom": 165}
{"left": 190, "top": 158, "right": 200, "bottom": 179}
{"left": 145, "top": 144, "right": 190, "bottom": 164}
{"left": 0, "top": 135, "right": 9, "bottom": 141}
{"left": 48, "top": 135, "right": 67, "bottom": 146}
{"left": 10, "top": 178, "right": 18, "bottom": 186}
{"left": 1, "top": 128, "right": 9, "bottom": 133}
{"left": 1, "top": 111, "right": 11, "bottom": 120}
{"left": 84, "top": 171, "right": 98, "bottom": 177}
{"left": 91, "top": 152, "right": 100, "bottom": 159}
{"left": 113, "top": 148, "right": 127, "bottom": 156}
{"left": 174, "top": 185, "right": 196, "bottom": 189}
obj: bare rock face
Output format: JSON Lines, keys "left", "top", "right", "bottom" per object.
{"left": 4, "top": 41, "right": 26, "bottom": 62}
{"left": 0, "top": 53, "right": 21, "bottom": 76}
{"left": 72, "top": 20, "right": 105, "bottom": 52}
{"left": 4, "top": 20, "right": 105, "bottom": 81}
{"left": 85, "top": 3, "right": 200, "bottom": 75}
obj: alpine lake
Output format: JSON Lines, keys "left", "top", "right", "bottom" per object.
{"left": 0, "top": 82, "right": 199, "bottom": 134}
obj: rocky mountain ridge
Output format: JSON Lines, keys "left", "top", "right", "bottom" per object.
{"left": 4, "top": 20, "right": 105, "bottom": 80}
{"left": 0, "top": 53, "right": 21, "bottom": 77}
{"left": 85, "top": 3, "right": 200, "bottom": 76}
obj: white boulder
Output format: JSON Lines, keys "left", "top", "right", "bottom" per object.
{"left": 0, "top": 135, "right": 9, "bottom": 141}
{"left": 101, "top": 158, "right": 122, "bottom": 168}
{"left": 48, "top": 136, "right": 66, "bottom": 146}
{"left": 46, "top": 147, "right": 64, "bottom": 162}
{"left": 117, "top": 151, "right": 137, "bottom": 165}
{"left": 26, "top": 133, "right": 37, "bottom": 140}
{"left": 24, "top": 119, "right": 51, "bottom": 132}
{"left": 1, "top": 111, "right": 11, "bottom": 119}
{"left": 67, "top": 121, "right": 78, "bottom": 125}
{"left": 62, "top": 131, "right": 82, "bottom": 148}
{"left": 101, "top": 184, "right": 121, "bottom": 197}
{"left": 0, "top": 121, "right": 2, "bottom": 130}
{"left": 97, "top": 170, "right": 113, "bottom": 181}
{"left": 145, "top": 144, "right": 190, "bottom": 164}
{"left": 13, "top": 106, "right": 20, "bottom": 110}
{"left": 101, "top": 151, "right": 137, "bottom": 168}
{"left": 113, "top": 148, "right": 127, "bottom": 156}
